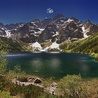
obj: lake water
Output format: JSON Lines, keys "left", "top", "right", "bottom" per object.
{"left": 5, "top": 52, "right": 98, "bottom": 79}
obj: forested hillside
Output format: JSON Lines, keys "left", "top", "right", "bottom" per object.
{"left": 0, "top": 37, "right": 29, "bottom": 52}
{"left": 60, "top": 32, "right": 98, "bottom": 60}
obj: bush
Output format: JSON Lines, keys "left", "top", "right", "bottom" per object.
{"left": 0, "top": 91, "right": 12, "bottom": 98}
{"left": 56, "top": 75, "right": 85, "bottom": 98}
{"left": 0, "top": 57, "right": 7, "bottom": 75}
{"left": 10, "top": 84, "right": 44, "bottom": 98}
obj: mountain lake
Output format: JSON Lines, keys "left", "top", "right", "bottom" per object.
{"left": 5, "top": 52, "right": 98, "bottom": 79}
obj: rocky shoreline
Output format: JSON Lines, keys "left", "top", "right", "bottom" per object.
{"left": 12, "top": 76, "right": 58, "bottom": 95}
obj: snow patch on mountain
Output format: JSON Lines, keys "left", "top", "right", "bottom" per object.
{"left": 31, "top": 41, "right": 61, "bottom": 52}
{"left": 81, "top": 26, "right": 89, "bottom": 38}
{"left": 31, "top": 22, "right": 38, "bottom": 27}
{"left": 19, "top": 24, "right": 24, "bottom": 27}
{"left": 65, "top": 19, "right": 73, "bottom": 23}
{"left": 38, "top": 28, "right": 44, "bottom": 31}
{"left": 49, "top": 42, "right": 59, "bottom": 49}
{"left": 30, "top": 28, "right": 44, "bottom": 36}
{"left": 52, "top": 32, "right": 59, "bottom": 37}
{"left": 1, "top": 28, "right": 5, "bottom": 30}
{"left": 5, "top": 30, "right": 11, "bottom": 38}
{"left": 31, "top": 42, "right": 42, "bottom": 51}
{"left": 41, "top": 42, "right": 61, "bottom": 52}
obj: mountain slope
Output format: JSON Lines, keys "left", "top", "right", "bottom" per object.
{"left": 0, "top": 37, "right": 29, "bottom": 52}
{"left": 60, "top": 32, "right": 98, "bottom": 60}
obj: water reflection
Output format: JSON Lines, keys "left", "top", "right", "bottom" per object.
{"left": 77, "top": 57, "right": 92, "bottom": 77}
{"left": 50, "top": 58, "right": 61, "bottom": 69}
{"left": 6, "top": 52, "right": 98, "bottom": 79}
{"left": 30, "top": 58, "right": 43, "bottom": 73}
{"left": 81, "top": 65, "right": 90, "bottom": 72}
{"left": 31, "top": 58, "right": 42, "bottom": 67}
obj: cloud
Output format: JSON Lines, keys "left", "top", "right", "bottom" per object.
{"left": 46, "top": 8, "right": 54, "bottom": 14}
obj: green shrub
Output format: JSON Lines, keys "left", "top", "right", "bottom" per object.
{"left": 10, "top": 84, "right": 44, "bottom": 98}
{"left": 56, "top": 75, "right": 85, "bottom": 98}
{"left": 0, "top": 91, "right": 12, "bottom": 98}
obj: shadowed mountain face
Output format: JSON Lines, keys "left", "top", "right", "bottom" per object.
{"left": 0, "top": 28, "right": 6, "bottom": 36}
{"left": 0, "top": 14, "right": 98, "bottom": 43}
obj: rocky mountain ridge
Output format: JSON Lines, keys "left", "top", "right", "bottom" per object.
{"left": 0, "top": 14, "right": 98, "bottom": 44}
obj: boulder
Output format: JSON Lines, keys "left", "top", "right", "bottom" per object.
{"left": 34, "top": 78, "right": 42, "bottom": 84}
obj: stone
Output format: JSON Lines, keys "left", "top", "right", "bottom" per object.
{"left": 34, "top": 78, "right": 42, "bottom": 84}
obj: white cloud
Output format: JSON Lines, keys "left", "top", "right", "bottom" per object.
{"left": 46, "top": 8, "right": 54, "bottom": 14}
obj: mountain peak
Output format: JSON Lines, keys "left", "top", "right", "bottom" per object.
{"left": 32, "top": 19, "right": 41, "bottom": 23}
{"left": 85, "top": 19, "right": 92, "bottom": 24}
{"left": 53, "top": 14, "right": 66, "bottom": 20}
{"left": 0, "top": 14, "right": 98, "bottom": 44}
{"left": 70, "top": 17, "right": 79, "bottom": 21}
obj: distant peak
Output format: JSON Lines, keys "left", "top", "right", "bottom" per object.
{"left": 70, "top": 17, "right": 79, "bottom": 22}
{"left": 53, "top": 14, "right": 66, "bottom": 20}
{"left": 32, "top": 19, "right": 41, "bottom": 23}
{"left": 85, "top": 19, "right": 91, "bottom": 23}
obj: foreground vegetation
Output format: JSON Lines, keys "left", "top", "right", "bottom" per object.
{"left": 60, "top": 32, "right": 98, "bottom": 60}
{"left": 0, "top": 52, "right": 98, "bottom": 98}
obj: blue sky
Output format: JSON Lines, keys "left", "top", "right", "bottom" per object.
{"left": 0, "top": 0, "right": 98, "bottom": 24}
